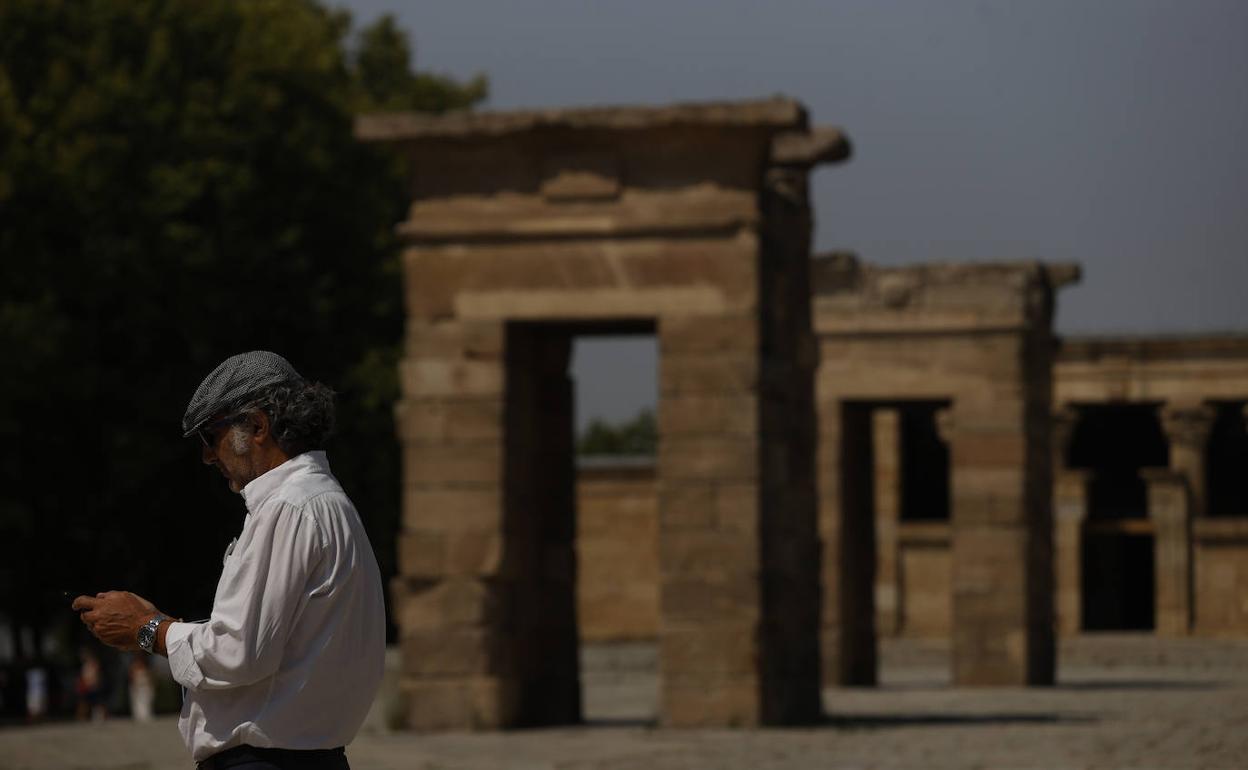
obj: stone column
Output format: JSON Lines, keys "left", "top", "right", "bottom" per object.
{"left": 816, "top": 397, "right": 843, "bottom": 687}
{"left": 1054, "top": 469, "right": 1090, "bottom": 636}
{"left": 1141, "top": 468, "right": 1192, "bottom": 636}
{"left": 1051, "top": 407, "right": 1078, "bottom": 475}
{"left": 947, "top": 397, "right": 1053, "bottom": 686}
{"left": 657, "top": 312, "right": 820, "bottom": 726}
{"left": 1160, "top": 402, "right": 1214, "bottom": 520}
{"left": 1051, "top": 407, "right": 1085, "bottom": 636}
{"left": 873, "top": 409, "right": 903, "bottom": 637}
{"left": 394, "top": 319, "right": 518, "bottom": 729}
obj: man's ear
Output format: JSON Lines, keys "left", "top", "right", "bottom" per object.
{"left": 249, "top": 410, "right": 271, "bottom": 444}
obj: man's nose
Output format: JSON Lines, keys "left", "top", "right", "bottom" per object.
{"left": 201, "top": 443, "right": 216, "bottom": 465}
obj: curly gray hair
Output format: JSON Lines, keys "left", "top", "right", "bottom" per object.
{"left": 233, "top": 380, "right": 336, "bottom": 456}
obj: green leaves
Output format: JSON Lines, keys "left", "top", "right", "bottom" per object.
{"left": 0, "top": 0, "right": 486, "bottom": 647}
{"left": 578, "top": 410, "right": 659, "bottom": 456}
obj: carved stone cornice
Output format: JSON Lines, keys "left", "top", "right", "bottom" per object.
{"left": 1159, "top": 403, "right": 1215, "bottom": 449}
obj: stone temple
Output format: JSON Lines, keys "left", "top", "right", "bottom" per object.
{"left": 356, "top": 97, "right": 1248, "bottom": 729}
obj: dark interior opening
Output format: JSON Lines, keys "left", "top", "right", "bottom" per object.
{"left": 1081, "top": 532, "right": 1155, "bottom": 631}
{"left": 839, "top": 401, "right": 878, "bottom": 685}
{"left": 1207, "top": 401, "right": 1248, "bottom": 518}
{"left": 1069, "top": 404, "right": 1165, "bottom": 631}
{"left": 899, "top": 403, "right": 951, "bottom": 522}
{"left": 1068, "top": 404, "right": 1168, "bottom": 520}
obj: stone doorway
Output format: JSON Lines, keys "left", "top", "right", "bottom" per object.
{"left": 506, "top": 320, "right": 661, "bottom": 725}
{"left": 1067, "top": 404, "right": 1168, "bottom": 631}
{"left": 360, "top": 98, "right": 848, "bottom": 728}
{"left": 501, "top": 320, "right": 657, "bottom": 724}
{"left": 839, "top": 400, "right": 953, "bottom": 684}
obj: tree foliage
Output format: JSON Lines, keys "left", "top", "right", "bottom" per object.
{"left": 0, "top": 0, "right": 486, "bottom": 657}
{"left": 577, "top": 410, "right": 658, "bottom": 456}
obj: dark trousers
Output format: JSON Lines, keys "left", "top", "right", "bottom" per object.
{"left": 196, "top": 745, "right": 348, "bottom": 770}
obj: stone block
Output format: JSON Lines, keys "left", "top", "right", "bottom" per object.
{"left": 661, "top": 623, "right": 759, "bottom": 674}
{"left": 401, "top": 676, "right": 519, "bottom": 730}
{"left": 578, "top": 487, "right": 659, "bottom": 534}
{"left": 658, "top": 482, "right": 717, "bottom": 531}
{"left": 951, "top": 526, "right": 1028, "bottom": 597}
{"left": 899, "top": 543, "right": 953, "bottom": 637}
{"left": 621, "top": 235, "right": 758, "bottom": 298}
{"left": 399, "top": 359, "right": 504, "bottom": 398}
{"left": 660, "top": 353, "right": 760, "bottom": 395}
{"left": 405, "top": 444, "right": 502, "bottom": 485}
{"left": 950, "top": 486, "right": 1028, "bottom": 527}
{"left": 714, "top": 483, "right": 760, "bottom": 534}
{"left": 392, "top": 577, "right": 508, "bottom": 633}
{"left": 397, "top": 398, "right": 503, "bottom": 443}
{"left": 660, "top": 576, "right": 761, "bottom": 623}
{"left": 402, "top": 486, "right": 502, "bottom": 531}
{"left": 661, "top": 676, "right": 760, "bottom": 727}
{"left": 577, "top": 540, "right": 657, "bottom": 582}
{"left": 445, "top": 531, "right": 506, "bottom": 576}
{"left": 660, "top": 531, "right": 760, "bottom": 576}
{"left": 405, "top": 321, "right": 459, "bottom": 359}
{"left": 401, "top": 629, "right": 509, "bottom": 677}
{"left": 951, "top": 432, "right": 1028, "bottom": 468}
{"left": 390, "top": 576, "right": 439, "bottom": 630}
{"left": 659, "top": 314, "right": 759, "bottom": 355}
{"left": 660, "top": 393, "right": 759, "bottom": 436}
{"left": 660, "top": 437, "right": 759, "bottom": 481}
{"left": 401, "top": 678, "right": 471, "bottom": 730}
{"left": 398, "top": 531, "right": 445, "bottom": 579}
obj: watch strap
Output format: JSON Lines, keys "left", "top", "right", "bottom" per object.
{"left": 138, "top": 613, "right": 169, "bottom": 654}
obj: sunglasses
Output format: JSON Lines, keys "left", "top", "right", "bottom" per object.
{"left": 197, "top": 415, "right": 238, "bottom": 448}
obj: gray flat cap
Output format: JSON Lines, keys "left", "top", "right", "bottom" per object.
{"left": 182, "top": 351, "right": 302, "bottom": 437}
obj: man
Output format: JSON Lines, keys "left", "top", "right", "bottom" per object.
{"left": 74, "top": 351, "right": 386, "bottom": 769}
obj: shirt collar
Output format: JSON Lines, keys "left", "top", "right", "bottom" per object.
{"left": 240, "top": 450, "right": 330, "bottom": 513}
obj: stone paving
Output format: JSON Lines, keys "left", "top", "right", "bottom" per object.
{"left": 2, "top": 635, "right": 1246, "bottom": 770}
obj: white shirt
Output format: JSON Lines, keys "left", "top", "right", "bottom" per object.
{"left": 165, "top": 451, "right": 386, "bottom": 763}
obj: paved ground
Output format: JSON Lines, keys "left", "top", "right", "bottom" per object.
{"left": 2, "top": 635, "right": 1246, "bottom": 769}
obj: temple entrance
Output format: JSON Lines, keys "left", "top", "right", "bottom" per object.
{"left": 839, "top": 399, "right": 952, "bottom": 684}
{"left": 1068, "top": 404, "right": 1167, "bottom": 631}
{"left": 503, "top": 320, "right": 655, "bottom": 725}
{"left": 1207, "top": 401, "right": 1248, "bottom": 518}
{"left": 368, "top": 98, "right": 840, "bottom": 728}
{"left": 1081, "top": 529, "right": 1154, "bottom": 631}
{"left": 569, "top": 333, "right": 660, "bottom": 724}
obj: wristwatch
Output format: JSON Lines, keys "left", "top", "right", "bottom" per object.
{"left": 137, "top": 614, "right": 169, "bottom": 654}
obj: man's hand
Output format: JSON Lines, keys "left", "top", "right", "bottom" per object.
{"left": 72, "top": 591, "right": 160, "bottom": 652}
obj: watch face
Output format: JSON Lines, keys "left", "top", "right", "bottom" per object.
{"left": 138, "top": 623, "right": 155, "bottom": 651}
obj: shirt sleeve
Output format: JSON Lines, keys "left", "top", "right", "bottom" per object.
{"left": 167, "top": 500, "right": 325, "bottom": 692}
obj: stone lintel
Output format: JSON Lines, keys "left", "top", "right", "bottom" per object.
{"left": 1192, "top": 516, "right": 1248, "bottom": 542}
{"left": 356, "top": 97, "right": 808, "bottom": 143}
{"left": 397, "top": 202, "right": 758, "bottom": 244}
{"left": 811, "top": 256, "right": 1078, "bottom": 336}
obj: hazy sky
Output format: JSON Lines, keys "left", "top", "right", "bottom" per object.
{"left": 337, "top": 0, "right": 1248, "bottom": 427}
